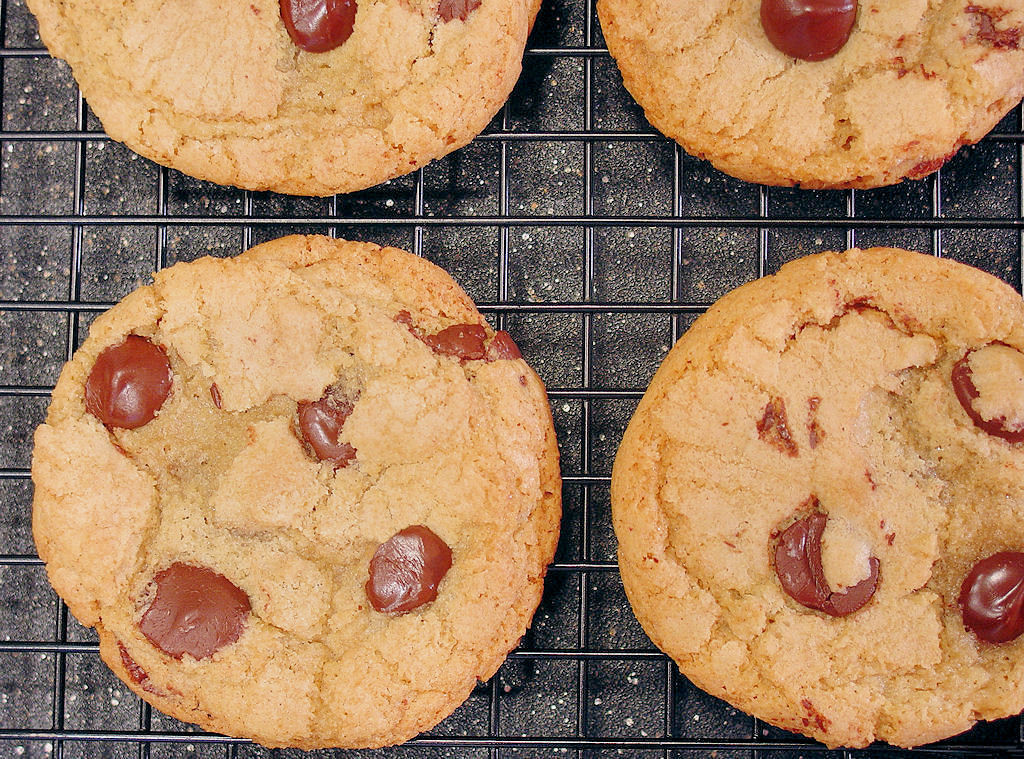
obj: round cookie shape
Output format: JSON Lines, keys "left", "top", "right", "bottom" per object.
{"left": 596, "top": 0, "right": 1024, "bottom": 188}
{"left": 612, "top": 247, "right": 1024, "bottom": 748}
{"left": 31, "top": 235, "right": 561, "bottom": 749}
{"left": 25, "top": 0, "right": 540, "bottom": 196}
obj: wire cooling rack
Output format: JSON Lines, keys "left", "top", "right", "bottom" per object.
{"left": 1, "top": 0, "right": 1023, "bottom": 755}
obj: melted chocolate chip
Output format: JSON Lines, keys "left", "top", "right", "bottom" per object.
{"left": 487, "top": 330, "right": 522, "bottom": 361}
{"left": 800, "top": 698, "right": 832, "bottom": 732}
{"left": 907, "top": 148, "right": 958, "bottom": 180}
{"left": 807, "top": 396, "right": 825, "bottom": 449}
{"left": 118, "top": 642, "right": 149, "bottom": 685}
{"left": 280, "top": 0, "right": 357, "bottom": 52}
{"left": 774, "top": 509, "right": 879, "bottom": 616}
{"left": 297, "top": 389, "right": 357, "bottom": 468}
{"left": 952, "top": 344, "right": 1024, "bottom": 443}
{"left": 396, "top": 311, "right": 491, "bottom": 362}
{"left": 966, "top": 5, "right": 1022, "bottom": 49}
{"left": 438, "top": 0, "right": 481, "bottom": 22}
{"left": 365, "top": 525, "right": 452, "bottom": 615}
{"left": 139, "top": 563, "right": 251, "bottom": 660}
{"left": 960, "top": 552, "right": 1024, "bottom": 643}
{"left": 757, "top": 396, "right": 799, "bottom": 457}
{"left": 760, "top": 0, "right": 858, "bottom": 61}
{"left": 422, "top": 324, "right": 488, "bottom": 361}
{"left": 84, "top": 335, "right": 172, "bottom": 430}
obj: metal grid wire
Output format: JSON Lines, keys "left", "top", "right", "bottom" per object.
{"left": 1, "top": 0, "right": 1023, "bottom": 754}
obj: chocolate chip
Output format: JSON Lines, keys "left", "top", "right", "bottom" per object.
{"left": 757, "top": 396, "right": 799, "bottom": 457}
{"left": 487, "top": 330, "right": 522, "bottom": 361}
{"left": 139, "top": 563, "right": 251, "bottom": 660}
{"left": 960, "top": 552, "right": 1024, "bottom": 644}
{"left": 807, "top": 396, "right": 825, "bottom": 449}
{"left": 966, "top": 5, "right": 1022, "bottom": 49}
{"left": 84, "top": 335, "right": 172, "bottom": 430}
{"left": 760, "top": 0, "right": 857, "bottom": 61}
{"left": 952, "top": 344, "right": 1024, "bottom": 443}
{"left": 773, "top": 507, "right": 879, "bottom": 616}
{"left": 365, "top": 525, "right": 452, "bottom": 615}
{"left": 210, "top": 383, "right": 223, "bottom": 409}
{"left": 907, "top": 148, "right": 959, "bottom": 180}
{"left": 118, "top": 642, "right": 149, "bottom": 685}
{"left": 396, "top": 311, "right": 491, "bottom": 362}
{"left": 422, "top": 324, "right": 488, "bottom": 361}
{"left": 280, "top": 0, "right": 357, "bottom": 52}
{"left": 438, "top": 0, "right": 480, "bottom": 22}
{"left": 297, "top": 388, "right": 358, "bottom": 468}
{"left": 800, "top": 698, "right": 832, "bottom": 733}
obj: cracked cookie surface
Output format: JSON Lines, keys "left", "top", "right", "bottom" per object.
{"left": 31, "top": 235, "right": 561, "bottom": 749}
{"left": 612, "top": 247, "right": 1024, "bottom": 747}
{"left": 25, "top": 0, "right": 538, "bottom": 195}
{"left": 597, "top": 0, "right": 1024, "bottom": 188}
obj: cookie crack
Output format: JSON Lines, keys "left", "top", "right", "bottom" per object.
{"left": 821, "top": 0, "right": 1017, "bottom": 160}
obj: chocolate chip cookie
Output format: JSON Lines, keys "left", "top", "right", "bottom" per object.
{"left": 597, "top": 0, "right": 1024, "bottom": 188}
{"left": 25, "top": 0, "right": 539, "bottom": 195}
{"left": 32, "top": 235, "right": 561, "bottom": 748}
{"left": 612, "top": 247, "right": 1024, "bottom": 747}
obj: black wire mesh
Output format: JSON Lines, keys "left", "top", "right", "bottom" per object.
{"left": 1, "top": 0, "right": 1023, "bottom": 756}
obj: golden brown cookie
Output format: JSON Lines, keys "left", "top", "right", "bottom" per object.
{"left": 32, "top": 235, "right": 561, "bottom": 748}
{"left": 612, "top": 247, "right": 1024, "bottom": 747}
{"left": 597, "top": 0, "right": 1024, "bottom": 188}
{"left": 26, "top": 0, "right": 539, "bottom": 195}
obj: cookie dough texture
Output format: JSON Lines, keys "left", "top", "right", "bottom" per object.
{"left": 597, "top": 0, "right": 1024, "bottom": 188}
{"left": 26, "top": 0, "right": 539, "bottom": 195}
{"left": 32, "top": 235, "right": 561, "bottom": 748}
{"left": 612, "top": 248, "right": 1024, "bottom": 747}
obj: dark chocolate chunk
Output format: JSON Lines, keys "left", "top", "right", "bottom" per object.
{"left": 438, "top": 0, "right": 481, "bottom": 22}
{"left": 907, "top": 148, "right": 958, "bottom": 180}
{"left": 139, "top": 563, "right": 251, "bottom": 660}
{"left": 800, "top": 698, "right": 832, "bottom": 733}
{"left": 297, "top": 389, "right": 358, "bottom": 468}
{"left": 807, "top": 396, "right": 825, "bottom": 449}
{"left": 757, "top": 396, "right": 799, "bottom": 457}
{"left": 280, "top": 0, "right": 357, "bottom": 52}
{"left": 365, "top": 525, "right": 453, "bottom": 615}
{"left": 952, "top": 344, "right": 1024, "bottom": 443}
{"left": 760, "top": 0, "right": 858, "bottom": 61}
{"left": 396, "top": 310, "right": 491, "bottom": 362}
{"left": 118, "top": 642, "right": 149, "bottom": 685}
{"left": 487, "top": 330, "right": 522, "bottom": 361}
{"left": 84, "top": 335, "right": 172, "bottom": 430}
{"left": 960, "top": 551, "right": 1024, "bottom": 644}
{"left": 966, "top": 5, "right": 1021, "bottom": 49}
{"left": 422, "top": 324, "right": 488, "bottom": 361}
{"left": 774, "top": 508, "right": 879, "bottom": 616}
